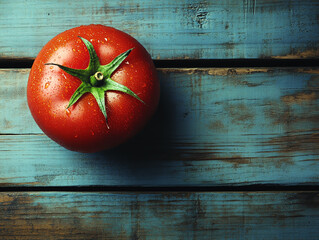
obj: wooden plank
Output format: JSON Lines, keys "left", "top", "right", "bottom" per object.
{"left": 0, "top": 191, "right": 318, "bottom": 239}
{"left": 0, "top": 69, "right": 41, "bottom": 134}
{"left": 0, "top": 0, "right": 318, "bottom": 60}
{"left": 2, "top": 68, "right": 319, "bottom": 135}
{"left": 1, "top": 133, "right": 319, "bottom": 186}
{"left": 0, "top": 68, "right": 319, "bottom": 187}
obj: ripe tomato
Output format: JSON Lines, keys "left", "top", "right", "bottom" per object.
{"left": 27, "top": 25, "right": 160, "bottom": 153}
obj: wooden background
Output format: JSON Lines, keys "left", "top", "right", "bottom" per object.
{"left": 1, "top": 0, "right": 319, "bottom": 239}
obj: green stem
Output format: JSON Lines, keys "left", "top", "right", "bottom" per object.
{"left": 46, "top": 37, "right": 144, "bottom": 124}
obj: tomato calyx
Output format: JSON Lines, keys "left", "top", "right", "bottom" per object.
{"left": 45, "top": 36, "right": 144, "bottom": 124}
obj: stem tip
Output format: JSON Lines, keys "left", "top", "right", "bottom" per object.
{"left": 94, "top": 72, "right": 104, "bottom": 81}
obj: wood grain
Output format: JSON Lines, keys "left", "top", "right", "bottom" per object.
{"left": 0, "top": 0, "right": 318, "bottom": 60}
{"left": 1, "top": 1, "right": 318, "bottom": 239}
{"left": 0, "top": 68, "right": 318, "bottom": 187}
{"left": 0, "top": 191, "right": 318, "bottom": 239}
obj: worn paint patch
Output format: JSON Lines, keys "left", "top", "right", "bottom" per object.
{"left": 283, "top": 74, "right": 319, "bottom": 104}
{"left": 272, "top": 157, "right": 295, "bottom": 169}
{"left": 225, "top": 103, "right": 255, "bottom": 126}
{"left": 208, "top": 120, "right": 226, "bottom": 132}
{"left": 0, "top": 193, "right": 123, "bottom": 239}
{"left": 1, "top": 192, "right": 319, "bottom": 239}
{"left": 34, "top": 175, "right": 57, "bottom": 185}
{"left": 0, "top": 194, "right": 15, "bottom": 204}
{"left": 186, "top": 1, "right": 209, "bottom": 29}
{"left": 210, "top": 68, "right": 270, "bottom": 76}
{"left": 266, "top": 132, "right": 319, "bottom": 154}
{"left": 289, "top": 192, "right": 319, "bottom": 210}
{"left": 281, "top": 92, "right": 318, "bottom": 104}
{"left": 263, "top": 71, "right": 319, "bottom": 126}
{"left": 159, "top": 68, "right": 269, "bottom": 76}
{"left": 221, "top": 42, "right": 236, "bottom": 50}
{"left": 272, "top": 49, "right": 319, "bottom": 59}
{"left": 219, "top": 155, "right": 251, "bottom": 168}
{"left": 2, "top": 118, "right": 14, "bottom": 130}
{"left": 299, "top": 69, "right": 319, "bottom": 75}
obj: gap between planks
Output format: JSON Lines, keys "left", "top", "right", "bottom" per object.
{"left": 1, "top": 185, "right": 319, "bottom": 193}
{"left": 0, "top": 59, "right": 319, "bottom": 69}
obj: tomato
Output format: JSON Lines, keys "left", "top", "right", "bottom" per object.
{"left": 27, "top": 25, "right": 160, "bottom": 153}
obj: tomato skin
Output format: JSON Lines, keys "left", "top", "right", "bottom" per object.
{"left": 27, "top": 25, "right": 160, "bottom": 153}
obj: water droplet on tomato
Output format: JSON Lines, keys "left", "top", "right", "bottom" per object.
{"left": 91, "top": 130, "right": 95, "bottom": 136}
{"left": 45, "top": 82, "right": 50, "bottom": 89}
{"left": 66, "top": 108, "right": 71, "bottom": 117}
{"left": 125, "top": 61, "right": 129, "bottom": 65}
{"left": 74, "top": 134, "right": 78, "bottom": 138}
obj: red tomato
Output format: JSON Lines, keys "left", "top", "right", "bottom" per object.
{"left": 27, "top": 25, "right": 160, "bottom": 153}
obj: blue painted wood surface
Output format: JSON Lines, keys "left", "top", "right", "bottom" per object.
{"left": 1, "top": 0, "right": 319, "bottom": 238}
{"left": 0, "top": 68, "right": 318, "bottom": 187}
{"left": 0, "top": 0, "right": 318, "bottom": 60}
{"left": 1, "top": 191, "right": 319, "bottom": 239}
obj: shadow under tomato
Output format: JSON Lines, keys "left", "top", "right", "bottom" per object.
{"left": 88, "top": 77, "right": 182, "bottom": 186}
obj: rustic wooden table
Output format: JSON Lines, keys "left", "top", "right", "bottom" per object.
{"left": 1, "top": 0, "right": 319, "bottom": 239}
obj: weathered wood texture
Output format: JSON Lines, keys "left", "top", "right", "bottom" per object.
{"left": 1, "top": 68, "right": 318, "bottom": 187}
{"left": 0, "top": 191, "right": 318, "bottom": 239}
{"left": 0, "top": 0, "right": 318, "bottom": 60}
